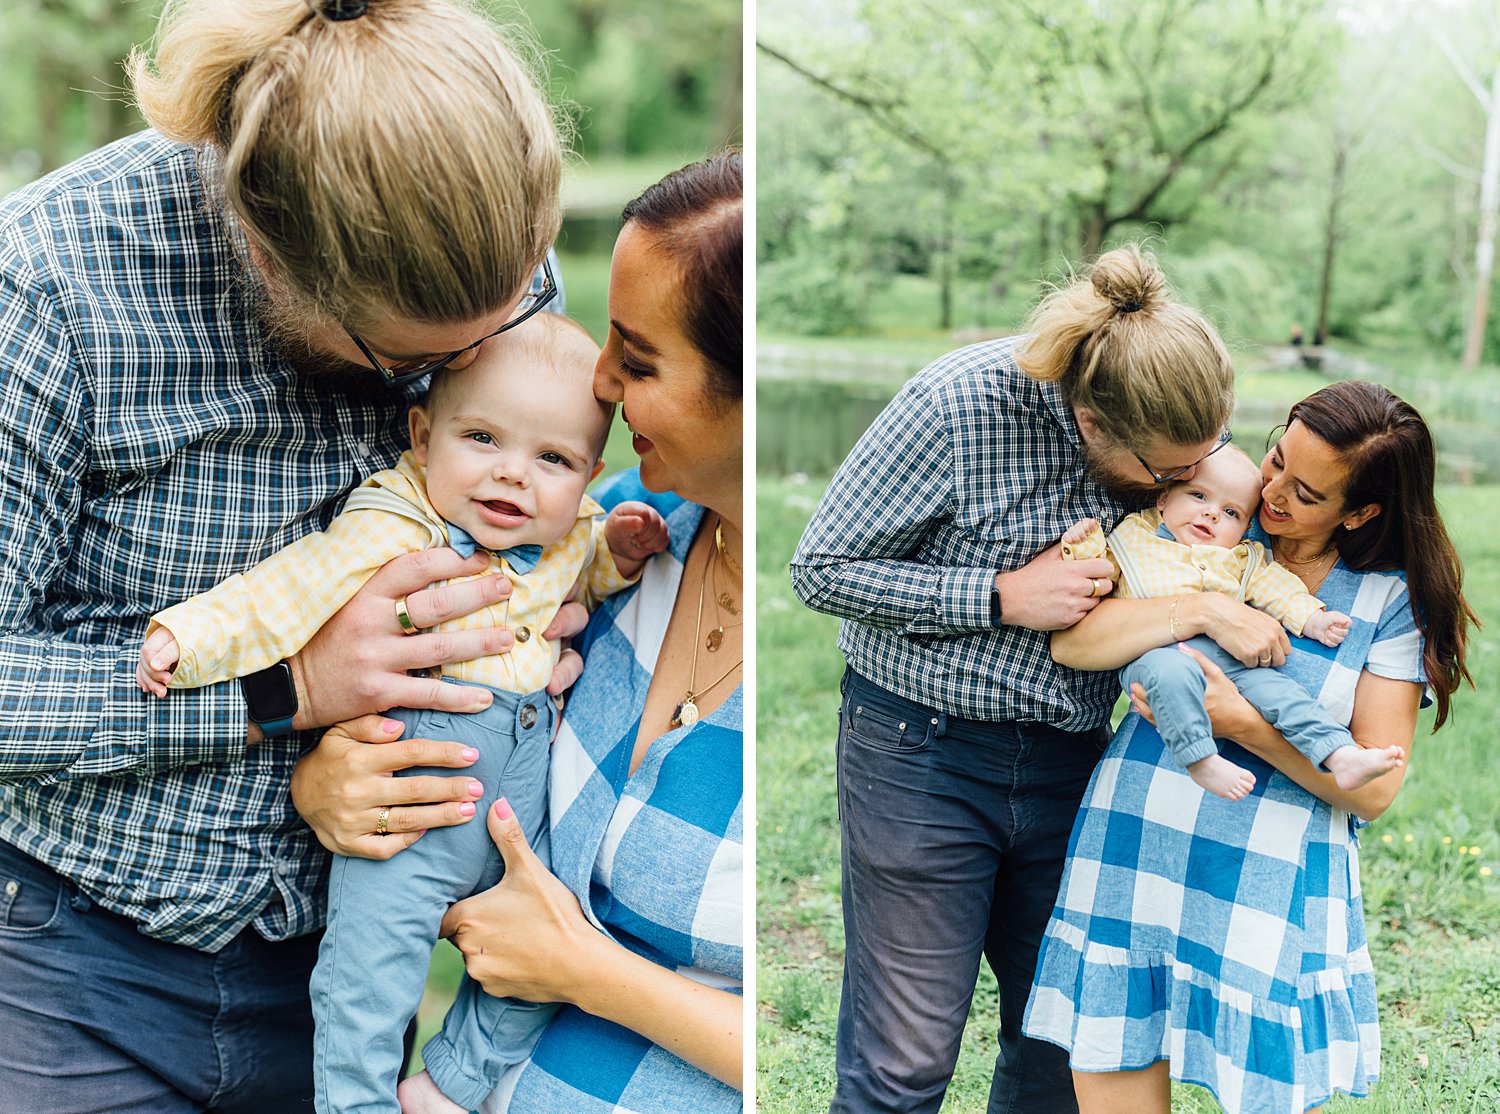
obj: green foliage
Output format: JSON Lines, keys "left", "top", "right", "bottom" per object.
{"left": 757, "top": 257, "right": 871, "bottom": 336}
{"left": 758, "top": 475, "right": 1500, "bottom": 1112}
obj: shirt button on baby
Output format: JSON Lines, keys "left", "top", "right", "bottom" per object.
{"left": 515, "top": 625, "right": 531, "bottom": 643}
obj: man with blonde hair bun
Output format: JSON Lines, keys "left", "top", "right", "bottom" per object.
{"left": 791, "top": 244, "right": 1287, "bottom": 1113}
{"left": 0, "top": 0, "right": 570, "bottom": 1108}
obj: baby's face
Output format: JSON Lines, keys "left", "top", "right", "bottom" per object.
{"left": 410, "top": 349, "right": 607, "bottom": 552}
{"left": 1157, "top": 450, "right": 1262, "bottom": 549}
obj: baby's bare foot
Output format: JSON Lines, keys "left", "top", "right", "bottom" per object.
{"left": 397, "top": 1071, "right": 467, "bottom": 1114}
{"left": 1187, "top": 753, "right": 1257, "bottom": 800}
{"left": 1324, "top": 744, "right": 1404, "bottom": 791}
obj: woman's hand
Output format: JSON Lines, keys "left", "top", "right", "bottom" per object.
{"left": 440, "top": 800, "right": 744, "bottom": 1089}
{"left": 1129, "top": 644, "right": 1262, "bottom": 742}
{"left": 290, "top": 715, "right": 485, "bottom": 859}
{"left": 440, "top": 798, "right": 601, "bottom": 1004}
{"left": 289, "top": 548, "right": 515, "bottom": 730}
{"left": 1195, "top": 593, "right": 1290, "bottom": 668}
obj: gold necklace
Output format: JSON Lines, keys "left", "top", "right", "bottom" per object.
{"left": 714, "top": 520, "right": 742, "bottom": 581}
{"left": 671, "top": 534, "right": 743, "bottom": 728}
{"left": 706, "top": 545, "right": 743, "bottom": 652}
{"left": 1275, "top": 541, "right": 1337, "bottom": 568}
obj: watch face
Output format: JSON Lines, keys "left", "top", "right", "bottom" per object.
{"left": 242, "top": 662, "right": 297, "bottom": 722}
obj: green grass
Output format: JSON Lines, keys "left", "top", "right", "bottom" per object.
{"left": 757, "top": 476, "right": 1500, "bottom": 1112}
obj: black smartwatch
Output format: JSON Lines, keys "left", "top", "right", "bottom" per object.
{"left": 239, "top": 661, "right": 299, "bottom": 737}
{"left": 990, "top": 580, "right": 1004, "bottom": 627}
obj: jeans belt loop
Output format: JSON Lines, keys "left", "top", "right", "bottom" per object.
{"left": 931, "top": 710, "right": 948, "bottom": 738}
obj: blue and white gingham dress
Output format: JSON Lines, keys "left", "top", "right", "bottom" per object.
{"left": 1025, "top": 562, "right": 1425, "bottom": 1114}
{"left": 481, "top": 471, "right": 743, "bottom": 1114}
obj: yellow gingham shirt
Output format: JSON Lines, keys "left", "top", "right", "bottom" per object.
{"left": 155, "top": 451, "right": 633, "bottom": 694}
{"left": 1061, "top": 508, "right": 1324, "bottom": 635}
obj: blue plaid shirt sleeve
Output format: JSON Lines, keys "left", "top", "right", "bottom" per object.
{"left": 0, "top": 249, "right": 247, "bottom": 782}
{"left": 789, "top": 377, "right": 996, "bottom": 637}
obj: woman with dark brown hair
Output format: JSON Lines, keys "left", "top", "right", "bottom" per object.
{"left": 1026, "top": 380, "right": 1476, "bottom": 1114}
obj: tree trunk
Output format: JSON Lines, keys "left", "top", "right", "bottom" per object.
{"left": 1315, "top": 141, "right": 1346, "bottom": 346}
{"left": 1462, "top": 62, "right": 1500, "bottom": 372}
{"left": 1080, "top": 204, "right": 1106, "bottom": 258}
{"left": 936, "top": 169, "right": 955, "bottom": 332}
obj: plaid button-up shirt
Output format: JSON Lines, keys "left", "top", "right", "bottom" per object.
{"left": 0, "top": 130, "right": 557, "bottom": 951}
{"left": 789, "top": 337, "right": 1137, "bottom": 731}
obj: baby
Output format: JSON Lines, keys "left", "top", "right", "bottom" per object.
{"left": 137, "top": 312, "right": 667, "bottom": 1114}
{"left": 1062, "top": 446, "right": 1403, "bottom": 800}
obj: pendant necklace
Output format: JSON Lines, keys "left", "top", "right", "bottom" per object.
{"left": 705, "top": 524, "right": 743, "bottom": 652}
{"left": 671, "top": 520, "right": 743, "bottom": 728}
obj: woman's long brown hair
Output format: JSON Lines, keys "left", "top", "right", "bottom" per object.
{"left": 1287, "top": 381, "right": 1477, "bottom": 728}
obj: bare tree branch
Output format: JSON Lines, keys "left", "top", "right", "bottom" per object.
{"left": 1432, "top": 30, "right": 1491, "bottom": 109}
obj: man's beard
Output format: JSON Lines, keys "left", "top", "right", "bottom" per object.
{"left": 1080, "top": 437, "right": 1161, "bottom": 507}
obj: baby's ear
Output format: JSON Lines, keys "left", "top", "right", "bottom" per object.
{"left": 589, "top": 459, "right": 606, "bottom": 481}
{"left": 1155, "top": 489, "right": 1169, "bottom": 511}
{"left": 408, "top": 405, "right": 432, "bottom": 465}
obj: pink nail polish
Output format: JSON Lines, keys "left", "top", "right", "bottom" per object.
{"left": 468, "top": 781, "right": 484, "bottom": 798}
{"left": 493, "top": 797, "right": 513, "bottom": 820}
{"left": 384, "top": 720, "right": 402, "bottom": 735}
{"left": 461, "top": 747, "right": 480, "bottom": 762}
{"left": 459, "top": 802, "right": 476, "bottom": 817}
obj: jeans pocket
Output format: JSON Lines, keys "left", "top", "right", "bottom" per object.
{"left": 844, "top": 700, "right": 933, "bottom": 755}
{"left": 0, "top": 849, "right": 65, "bottom": 934}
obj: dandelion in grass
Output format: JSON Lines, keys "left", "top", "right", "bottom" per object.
{"left": 1382, "top": 834, "right": 1393, "bottom": 843}
{"left": 1444, "top": 836, "right": 1454, "bottom": 844}
{"left": 1403, "top": 833, "right": 1414, "bottom": 842}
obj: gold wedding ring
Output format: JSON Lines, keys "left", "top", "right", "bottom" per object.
{"left": 394, "top": 596, "right": 419, "bottom": 635}
{"left": 376, "top": 805, "right": 391, "bottom": 836}
{"left": 1089, "top": 577, "right": 1109, "bottom": 598}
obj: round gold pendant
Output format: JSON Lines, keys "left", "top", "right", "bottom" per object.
{"left": 672, "top": 699, "right": 701, "bottom": 728}
{"left": 707, "top": 627, "right": 724, "bottom": 652}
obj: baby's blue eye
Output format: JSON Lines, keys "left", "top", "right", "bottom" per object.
{"left": 540, "top": 451, "right": 569, "bottom": 467}
{"left": 467, "top": 431, "right": 494, "bottom": 445}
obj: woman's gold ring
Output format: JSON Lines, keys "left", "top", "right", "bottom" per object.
{"left": 1257, "top": 655, "right": 1272, "bottom": 666}
{"left": 1089, "top": 578, "right": 1108, "bottom": 598}
{"left": 394, "top": 596, "right": 419, "bottom": 635}
{"left": 375, "top": 806, "right": 391, "bottom": 836}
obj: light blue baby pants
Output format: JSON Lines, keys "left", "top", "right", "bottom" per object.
{"left": 311, "top": 684, "right": 558, "bottom": 1114}
{"left": 1121, "top": 634, "right": 1355, "bottom": 770}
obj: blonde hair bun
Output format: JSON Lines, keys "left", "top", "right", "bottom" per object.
{"left": 1090, "top": 245, "right": 1165, "bottom": 316}
{"left": 1017, "top": 242, "right": 1234, "bottom": 452}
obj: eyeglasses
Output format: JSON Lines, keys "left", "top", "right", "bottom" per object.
{"left": 347, "top": 257, "right": 558, "bottom": 387}
{"left": 1132, "top": 427, "right": 1233, "bottom": 484}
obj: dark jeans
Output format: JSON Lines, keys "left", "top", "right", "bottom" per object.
{"left": 0, "top": 838, "right": 320, "bottom": 1113}
{"left": 830, "top": 668, "right": 1107, "bottom": 1114}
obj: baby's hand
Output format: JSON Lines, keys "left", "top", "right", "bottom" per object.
{"left": 136, "top": 625, "right": 181, "bottom": 698}
{"left": 1060, "top": 518, "right": 1102, "bottom": 560}
{"left": 605, "top": 501, "right": 671, "bottom": 570}
{"left": 1302, "top": 609, "right": 1352, "bottom": 647}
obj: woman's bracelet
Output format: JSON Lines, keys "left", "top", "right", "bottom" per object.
{"left": 1168, "top": 597, "right": 1182, "bottom": 643}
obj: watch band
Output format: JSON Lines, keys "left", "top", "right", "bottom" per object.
{"left": 990, "top": 581, "right": 1003, "bottom": 627}
{"left": 239, "top": 661, "right": 299, "bottom": 738}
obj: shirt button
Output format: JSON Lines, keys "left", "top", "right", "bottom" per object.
{"left": 355, "top": 440, "right": 373, "bottom": 457}
{"left": 519, "top": 704, "right": 538, "bottom": 729}
{"left": 514, "top": 625, "right": 531, "bottom": 643}
{"left": 275, "top": 861, "right": 290, "bottom": 877}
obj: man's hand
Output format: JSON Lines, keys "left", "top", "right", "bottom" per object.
{"left": 995, "top": 542, "right": 1117, "bottom": 631}
{"left": 288, "top": 548, "right": 515, "bottom": 729}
